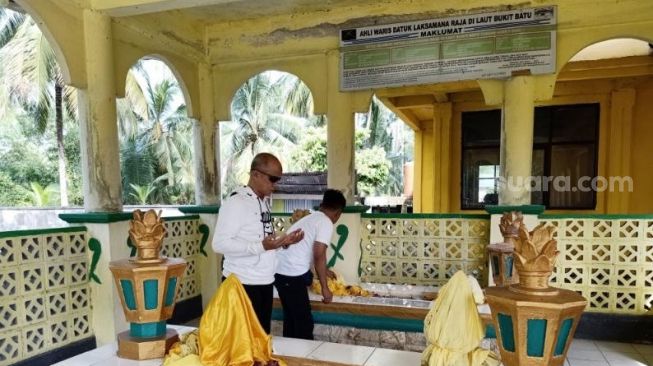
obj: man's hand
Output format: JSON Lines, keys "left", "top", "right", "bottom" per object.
{"left": 322, "top": 287, "right": 333, "bottom": 304}
{"left": 262, "top": 229, "right": 304, "bottom": 250}
{"left": 326, "top": 269, "right": 337, "bottom": 280}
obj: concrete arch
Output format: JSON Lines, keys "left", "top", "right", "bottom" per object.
{"left": 13, "top": 0, "right": 84, "bottom": 88}
{"left": 559, "top": 34, "right": 653, "bottom": 73}
{"left": 113, "top": 46, "right": 199, "bottom": 119}
{"left": 213, "top": 55, "right": 328, "bottom": 121}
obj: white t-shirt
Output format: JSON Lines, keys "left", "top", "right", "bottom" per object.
{"left": 275, "top": 211, "right": 333, "bottom": 277}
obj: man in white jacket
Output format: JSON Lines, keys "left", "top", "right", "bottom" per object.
{"left": 212, "top": 152, "right": 304, "bottom": 333}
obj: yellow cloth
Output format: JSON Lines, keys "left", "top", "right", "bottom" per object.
{"left": 163, "top": 330, "right": 201, "bottom": 366}
{"left": 310, "top": 272, "right": 371, "bottom": 297}
{"left": 199, "top": 275, "right": 285, "bottom": 366}
{"left": 421, "top": 271, "right": 500, "bottom": 366}
{"left": 163, "top": 275, "right": 285, "bottom": 366}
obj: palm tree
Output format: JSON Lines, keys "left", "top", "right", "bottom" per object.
{"left": 0, "top": 7, "right": 76, "bottom": 206}
{"left": 117, "top": 61, "right": 195, "bottom": 204}
{"left": 222, "top": 71, "right": 309, "bottom": 194}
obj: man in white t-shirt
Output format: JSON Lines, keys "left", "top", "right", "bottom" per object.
{"left": 213, "top": 153, "right": 304, "bottom": 334}
{"left": 274, "top": 189, "right": 346, "bottom": 339}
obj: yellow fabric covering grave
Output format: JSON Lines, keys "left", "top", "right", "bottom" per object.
{"left": 163, "top": 274, "right": 285, "bottom": 366}
{"left": 310, "top": 272, "right": 371, "bottom": 297}
{"left": 421, "top": 271, "right": 500, "bottom": 366}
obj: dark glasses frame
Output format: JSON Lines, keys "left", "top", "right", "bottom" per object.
{"left": 253, "top": 169, "right": 281, "bottom": 183}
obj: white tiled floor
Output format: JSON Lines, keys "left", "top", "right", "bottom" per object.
{"left": 53, "top": 330, "right": 653, "bottom": 366}
{"left": 566, "top": 339, "right": 653, "bottom": 366}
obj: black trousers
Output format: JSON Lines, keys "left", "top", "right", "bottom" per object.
{"left": 223, "top": 276, "right": 273, "bottom": 334}
{"left": 274, "top": 271, "right": 314, "bottom": 340}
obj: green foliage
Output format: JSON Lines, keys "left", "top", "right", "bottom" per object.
{"left": 129, "top": 183, "right": 156, "bottom": 205}
{"left": 0, "top": 139, "right": 57, "bottom": 187}
{"left": 0, "top": 172, "right": 31, "bottom": 205}
{"left": 291, "top": 127, "right": 328, "bottom": 172}
{"left": 28, "top": 182, "right": 59, "bottom": 207}
{"left": 356, "top": 147, "right": 391, "bottom": 196}
{"left": 118, "top": 60, "right": 195, "bottom": 205}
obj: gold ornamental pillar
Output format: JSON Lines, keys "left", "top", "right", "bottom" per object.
{"left": 485, "top": 219, "right": 586, "bottom": 366}
{"left": 109, "top": 210, "right": 187, "bottom": 360}
{"left": 487, "top": 212, "right": 522, "bottom": 287}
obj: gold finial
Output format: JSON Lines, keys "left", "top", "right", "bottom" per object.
{"left": 129, "top": 209, "right": 166, "bottom": 263}
{"left": 512, "top": 222, "right": 558, "bottom": 291}
{"left": 499, "top": 211, "right": 523, "bottom": 246}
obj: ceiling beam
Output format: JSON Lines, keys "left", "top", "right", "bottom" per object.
{"left": 377, "top": 96, "right": 421, "bottom": 131}
{"left": 390, "top": 95, "right": 435, "bottom": 110}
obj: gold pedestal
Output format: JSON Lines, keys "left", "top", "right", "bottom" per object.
{"left": 117, "top": 328, "right": 180, "bottom": 360}
{"left": 486, "top": 286, "right": 586, "bottom": 366}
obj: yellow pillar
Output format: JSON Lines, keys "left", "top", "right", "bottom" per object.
{"left": 413, "top": 130, "right": 424, "bottom": 212}
{"left": 193, "top": 63, "right": 220, "bottom": 205}
{"left": 432, "top": 102, "right": 452, "bottom": 212}
{"left": 606, "top": 88, "right": 635, "bottom": 213}
{"left": 499, "top": 76, "right": 535, "bottom": 205}
{"left": 78, "top": 9, "right": 122, "bottom": 211}
{"left": 326, "top": 51, "right": 355, "bottom": 202}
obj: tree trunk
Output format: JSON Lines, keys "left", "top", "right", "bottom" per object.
{"left": 55, "top": 82, "right": 69, "bottom": 206}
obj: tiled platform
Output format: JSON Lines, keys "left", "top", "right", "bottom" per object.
{"left": 52, "top": 325, "right": 652, "bottom": 366}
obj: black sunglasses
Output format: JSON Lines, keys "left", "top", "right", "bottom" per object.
{"left": 253, "top": 169, "right": 281, "bottom": 183}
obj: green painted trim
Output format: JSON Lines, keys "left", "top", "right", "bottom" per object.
{"left": 527, "top": 319, "right": 547, "bottom": 357}
{"left": 130, "top": 321, "right": 166, "bottom": 338}
{"left": 163, "top": 215, "right": 200, "bottom": 221}
{"left": 357, "top": 239, "right": 363, "bottom": 277}
{"left": 343, "top": 205, "right": 370, "bottom": 213}
{"left": 59, "top": 212, "right": 134, "bottom": 223}
{"left": 327, "top": 224, "right": 348, "bottom": 268}
{"left": 144, "top": 279, "right": 159, "bottom": 310}
{"left": 361, "top": 213, "right": 490, "bottom": 219}
{"left": 88, "top": 238, "right": 102, "bottom": 284}
{"left": 271, "top": 308, "right": 422, "bottom": 332}
{"left": 272, "top": 212, "right": 293, "bottom": 217}
{"left": 498, "top": 313, "right": 516, "bottom": 352}
{"left": 121, "top": 279, "right": 136, "bottom": 310}
{"left": 165, "top": 277, "right": 178, "bottom": 306}
{"left": 271, "top": 308, "right": 497, "bottom": 337}
{"left": 555, "top": 318, "right": 574, "bottom": 356}
{"left": 485, "top": 205, "right": 546, "bottom": 215}
{"left": 60, "top": 211, "right": 202, "bottom": 224}
{"left": 540, "top": 214, "right": 653, "bottom": 219}
{"left": 198, "top": 224, "right": 210, "bottom": 257}
{"left": 178, "top": 205, "right": 220, "bottom": 214}
{"left": 0, "top": 226, "right": 86, "bottom": 239}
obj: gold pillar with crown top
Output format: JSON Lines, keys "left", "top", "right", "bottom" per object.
{"left": 485, "top": 215, "right": 586, "bottom": 366}
{"left": 109, "top": 209, "right": 187, "bottom": 360}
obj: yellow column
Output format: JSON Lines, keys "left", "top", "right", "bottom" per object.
{"left": 606, "top": 88, "right": 635, "bottom": 213}
{"left": 78, "top": 9, "right": 122, "bottom": 212}
{"left": 193, "top": 63, "right": 221, "bottom": 307}
{"left": 326, "top": 51, "right": 355, "bottom": 202}
{"left": 193, "top": 63, "right": 220, "bottom": 205}
{"left": 433, "top": 102, "right": 452, "bottom": 212}
{"left": 77, "top": 9, "right": 128, "bottom": 345}
{"left": 413, "top": 130, "right": 423, "bottom": 212}
{"left": 499, "top": 76, "right": 535, "bottom": 205}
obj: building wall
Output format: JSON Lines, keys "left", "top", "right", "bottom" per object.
{"left": 414, "top": 75, "right": 653, "bottom": 214}
{"left": 629, "top": 78, "right": 653, "bottom": 213}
